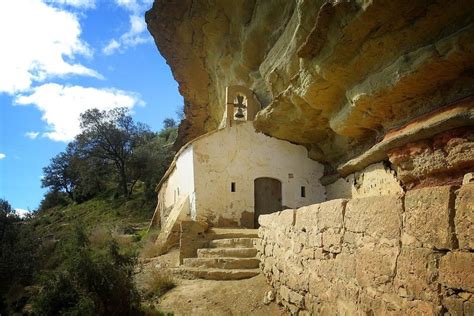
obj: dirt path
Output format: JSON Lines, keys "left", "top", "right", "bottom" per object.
{"left": 137, "top": 249, "right": 286, "bottom": 315}
{"left": 155, "top": 274, "right": 285, "bottom": 316}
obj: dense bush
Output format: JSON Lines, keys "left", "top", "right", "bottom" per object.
{"left": 0, "top": 199, "right": 39, "bottom": 313}
{"left": 33, "top": 225, "right": 141, "bottom": 315}
{"left": 38, "top": 190, "right": 70, "bottom": 212}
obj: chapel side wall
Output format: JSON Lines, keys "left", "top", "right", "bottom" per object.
{"left": 157, "top": 145, "right": 195, "bottom": 226}
{"left": 192, "top": 122, "right": 325, "bottom": 228}
{"left": 256, "top": 184, "right": 474, "bottom": 315}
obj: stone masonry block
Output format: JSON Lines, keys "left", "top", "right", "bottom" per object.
{"left": 275, "top": 209, "right": 296, "bottom": 227}
{"left": 322, "top": 230, "right": 343, "bottom": 253}
{"left": 355, "top": 243, "right": 399, "bottom": 288}
{"left": 455, "top": 184, "right": 474, "bottom": 250}
{"left": 258, "top": 213, "right": 274, "bottom": 228}
{"left": 317, "top": 198, "right": 347, "bottom": 231}
{"left": 295, "top": 205, "right": 318, "bottom": 230}
{"left": 345, "top": 195, "right": 402, "bottom": 240}
{"left": 394, "top": 247, "right": 440, "bottom": 302}
{"left": 405, "top": 185, "right": 455, "bottom": 249}
{"left": 439, "top": 251, "right": 474, "bottom": 292}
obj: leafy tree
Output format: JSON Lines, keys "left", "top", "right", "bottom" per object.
{"left": 162, "top": 118, "right": 176, "bottom": 129}
{"left": 41, "top": 143, "right": 78, "bottom": 200}
{"left": 129, "top": 131, "right": 176, "bottom": 200}
{"left": 0, "top": 199, "right": 16, "bottom": 240}
{"left": 76, "top": 108, "right": 150, "bottom": 197}
{"left": 40, "top": 110, "right": 179, "bottom": 206}
{"left": 41, "top": 141, "right": 112, "bottom": 203}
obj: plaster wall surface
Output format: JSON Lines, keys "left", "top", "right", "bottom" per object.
{"left": 192, "top": 122, "right": 325, "bottom": 227}
{"left": 326, "top": 162, "right": 404, "bottom": 200}
{"left": 161, "top": 145, "right": 195, "bottom": 220}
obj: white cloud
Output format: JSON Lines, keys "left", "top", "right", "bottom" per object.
{"left": 0, "top": 0, "right": 101, "bottom": 94}
{"left": 46, "top": 0, "right": 96, "bottom": 9}
{"left": 25, "top": 131, "right": 40, "bottom": 139}
{"left": 15, "top": 208, "right": 31, "bottom": 219}
{"left": 103, "top": 39, "right": 121, "bottom": 55}
{"left": 115, "top": 0, "right": 139, "bottom": 11}
{"left": 15, "top": 83, "right": 144, "bottom": 142}
{"left": 122, "top": 14, "right": 149, "bottom": 45}
{"left": 0, "top": 153, "right": 5, "bottom": 160}
{"left": 102, "top": 1, "right": 152, "bottom": 55}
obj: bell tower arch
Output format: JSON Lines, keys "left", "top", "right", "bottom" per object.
{"left": 224, "top": 85, "right": 261, "bottom": 127}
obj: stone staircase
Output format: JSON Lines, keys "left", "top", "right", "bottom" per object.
{"left": 175, "top": 228, "right": 261, "bottom": 280}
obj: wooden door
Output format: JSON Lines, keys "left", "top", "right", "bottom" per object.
{"left": 254, "top": 177, "right": 282, "bottom": 227}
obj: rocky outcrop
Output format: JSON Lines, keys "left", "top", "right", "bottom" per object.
{"left": 387, "top": 127, "right": 474, "bottom": 189}
{"left": 256, "top": 184, "right": 474, "bottom": 315}
{"left": 146, "top": 0, "right": 474, "bottom": 169}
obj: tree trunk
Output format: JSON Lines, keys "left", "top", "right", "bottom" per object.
{"left": 118, "top": 163, "right": 129, "bottom": 197}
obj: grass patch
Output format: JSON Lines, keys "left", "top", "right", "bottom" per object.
{"left": 144, "top": 272, "right": 175, "bottom": 299}
{"left": 140, "top": 228, "right": 161, "bottom": 258}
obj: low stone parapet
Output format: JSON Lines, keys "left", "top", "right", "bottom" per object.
{"left": 258, "top": 184, "right": 474, "bottom": 315}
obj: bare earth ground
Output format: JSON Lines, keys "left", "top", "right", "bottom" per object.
{"left": 136, "top": 249, "right": 286, "bottom": 316}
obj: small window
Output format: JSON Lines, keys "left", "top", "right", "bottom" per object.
{"left": 231, "top": 182, "right": 236, "bottom": 192}
{"left": 301, "top": 186, "right": 306, "bottom": 198}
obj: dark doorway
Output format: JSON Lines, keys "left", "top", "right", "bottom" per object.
{"left": 254, "top": 177, "right": 282, "bottom": 227}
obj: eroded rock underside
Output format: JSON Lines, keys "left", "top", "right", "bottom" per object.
{"left": 146, "top": 0, "right": 474, "bottom": 178}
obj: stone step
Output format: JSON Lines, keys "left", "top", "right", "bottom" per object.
{"left": 182, "top": 257, "right": 260, "bottom": 269}
{"left": 208, "top": 238, "right": 257, "bottom": 248}
{"left": 173, "top": 267, "right": 260, "bottom": 280}
{"left": 197, "top": 247, "right": 257, "bottom": 258}
{"left": 208, "top": 228, "right": 258, "bottom": 239}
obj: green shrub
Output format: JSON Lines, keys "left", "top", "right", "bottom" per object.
{"left": 38, "top": 191, "right": 69, "bottom": 212}
{"left": 33, "top": 225, "right": 141, "bottom": 315}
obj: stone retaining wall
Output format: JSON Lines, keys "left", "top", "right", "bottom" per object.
{"left": 256, "top": 184, "right": 474, "bottom": 315}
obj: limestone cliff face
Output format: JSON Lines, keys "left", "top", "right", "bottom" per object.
{"left": 146, "top": 0, "right": 474, "bottom": 170}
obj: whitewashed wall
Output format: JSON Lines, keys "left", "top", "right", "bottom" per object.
{"left": 160, "top": 145, "right": 195, "bottom": 222}
{"left": 192, "top": 122, "right": 325, "bottom": 227}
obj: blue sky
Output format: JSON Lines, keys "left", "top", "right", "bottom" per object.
{"left": 0, "top": 0, "right": 183, "bottom": 214}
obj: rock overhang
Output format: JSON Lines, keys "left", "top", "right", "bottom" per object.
{"left": 145, "top": 0, "right": 474, "bottom": 173}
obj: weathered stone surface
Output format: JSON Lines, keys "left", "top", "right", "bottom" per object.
{"left": 439, "top": 252, "right": 474, "bottom": 292}
{"left": 394, "top": 247, "right": 440, "bottom": 302}
{"left": 442, "top": 295, "right": 465, "bottom": 316}
{"left": 175, "top": 267, "right": 260, "bottom": 280}
{"left": 388, "top": 128, "right": 474, "bottom": 188}
{"left": 345, "top": 195, "right": 402, "bottom": 240}
{"left": 327, "top": 162, "right": 403, "bottom": 199}
{"left": 355, "top": 243, "right": 399, "bottom": 288}
{"left": 404, "top": 186, "right": 456, "bottom": 249}
{"left": 179, "top": 220, "right": 209, "bottom": 263}
{"left": 257, "top": 190, "right": 474, "bottom": 315}
{"left": 156, "top": 197, "right": 191, "bottom": 255}
{"left": 464, "top": 172, "right": 474, "bottom": 184}
{"left": 146, "top": 0, "right": 474, "bottom": 168}
{"left": 294, "top": 205, "right": 318, "bottom": 230}
{"left": 316, "top": 199, "right": 346, "bottom": 231}
{"left": 455, "top": 184, "right": 474, "bottom": 250}
{"left": 182, "top": 257, "right": 260, "bottom": 269}
{"left": 197, "top": 247, "right": 257, "bottom": 258}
